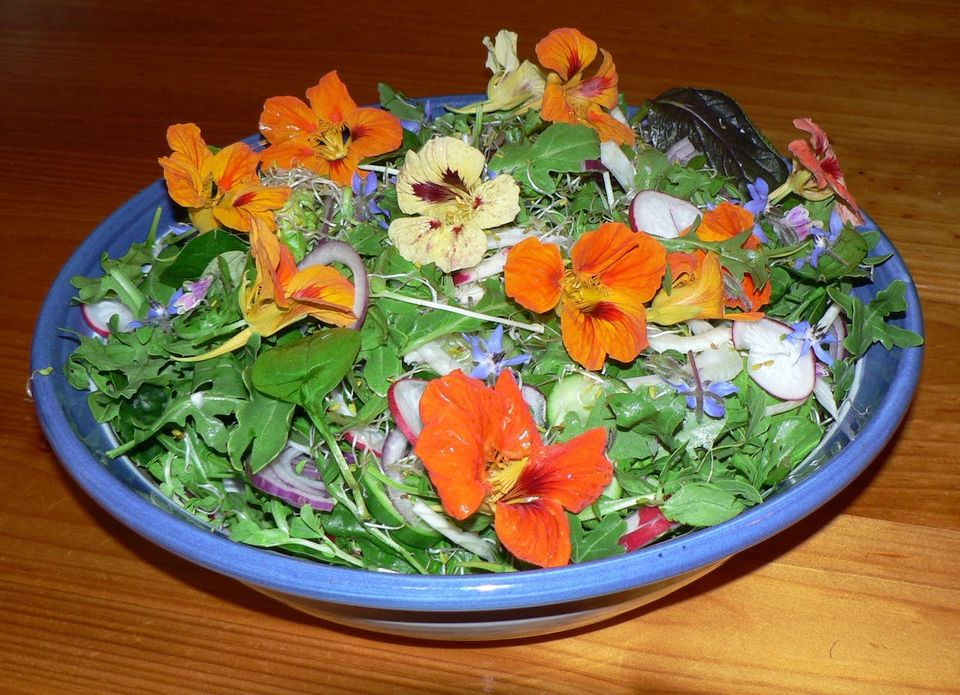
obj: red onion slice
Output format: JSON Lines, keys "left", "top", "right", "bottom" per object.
{"left": 300, "top": 240, "right": 369, "bottom": 329}
{"left": 248, "top": 446, "right": 335, "bottom": 511}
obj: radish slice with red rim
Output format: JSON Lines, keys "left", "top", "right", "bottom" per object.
{"left": 343, "top": 426, "right": 387, "bottom": 458}
{"left": 619, "top": 506, "right": 677, "bottom": 551}
{"left": 300, "top": 240, "right": 369, "bottom": 329}
{"left": 248, "top": 446, "right": 335, "bottom": 511}
{"left": 81, "top": 299, "right": 135, "bottom": 336}
{"left": 732, "top": 317, "right": 816, "bottom": 401}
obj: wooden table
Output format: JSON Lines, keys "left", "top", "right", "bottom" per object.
{"left": 3, "top": 1, "right": 957, "bottom": 692}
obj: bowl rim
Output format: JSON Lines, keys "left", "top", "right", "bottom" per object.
{"left": 30, "top": 97, "right": 925, "bottom": 613}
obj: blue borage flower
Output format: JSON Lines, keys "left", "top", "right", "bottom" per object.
{"left": 794, "top": 209, "right": 842, "bottom": 270}
{"left": 670, "top": 379, "right": 739, "bottom": 419}
{"left": 787, "top": 320, "right": 838, "bottom": 366}
{"left": 464, "top": 324, "right": 531, "bottom": 380}
{"left": 351, "top": 171, "right": 389, "bottom": 228}
{"left": 744, "top": 177, "right": 771, "bottom": 244}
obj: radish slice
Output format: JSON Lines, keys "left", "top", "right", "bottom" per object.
{"left": 81, "top": 299, "right": 135, "bottom": 337}
{"left": 300, "top": 240, "right": 369, "bottom": 329}
{"left": 732, "top": 318, "right": 816, "bottom": 401}
{"left": 248, "top": 446, "right": 335, "bottom": 511}
{"left": 521, "top": 384, "right": 547, "bottom": 429}
{"left": 388, "top": 379, "right": 428, "bottom": 443}
{"left": 451, "top": 249, "right": 508, "bottom": 286}
{"left": 629, "top": 190, "right": 701, "bottom": 238}
{"left": 377, "top": 428, "right": 426, "bottom": 527}
{"left": 647, "top": 325, "right": 732, "bottom": 354}
{"left": 619, "top": 506, "right": 677, "bottom": 551}
{"left": 343, "top": 426, "right": 387, "bottom": 458}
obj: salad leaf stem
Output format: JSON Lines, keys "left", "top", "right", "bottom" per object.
{"left": 304, "top": 401, "right": 369, "bottom": 521}
{"left": 371, "top": 289, "right": 545, "bottom": 335}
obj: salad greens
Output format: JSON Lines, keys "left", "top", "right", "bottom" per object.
{"left": 65, "top": 27, "right": 921, "bottom": 573}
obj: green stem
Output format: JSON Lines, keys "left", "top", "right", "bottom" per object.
{"left": 107, "top": 267, "right": 147, "bottom": 316}
{"left": 305, "top": 402, "right": 369, "bottom": 521}
{"left": 372, "top": 290, "right": 545, "bottom": 335}
{"left": 362, "top": 525, "right": 429, "bottom": 574}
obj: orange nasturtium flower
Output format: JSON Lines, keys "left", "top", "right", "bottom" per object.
{"left": 535, "top": 28, "right": 635, "bottom": 146}
{"left": 694, "top": 201, "right": 759, "bottom": 249}
{"left": 505, "top": 222, "right": 666, "bottom": 371}
{"left": 159, "top": 123, "right": 291, "bottom": 235}
{"left": 415, "top": 370, "right": 613, "bottom": 568}
{"left": 646, "top": 250, "right": 764, "bottom": 325}
{"left": 183, "top": 232, "right": 355, "bottom": 361}
{"left": 786, "top": 118, "right": 863, "bottom": 225}
{"left": 259, "top": 71, "right": 403, "bottom": 187}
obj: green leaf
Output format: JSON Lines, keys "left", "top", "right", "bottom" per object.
{"left": 158, "top": 230, "right": 247, "bottom": 288}
{"left": 378, "top": 83, "right": 424, "bottom": 122}
{"left": 251, "top": 328, "right": 361, "bottom": 405}
{"left": 570, "top": 513, "right": 627, "bottom": 563}
{"left": 607, "top": 390, "right": 686, "bottom": 446}
{"left": 662, "top": 482, "right": 745, "bottom": 526}
{"left": 792, "top": 227, "right": 868, "bottom": 282}
{"left": 228, "top": 390, "right": 296, "bottom": 473}
{"left": 362, "top": 346, "right": 402, "bottom": 396}
{"left": 827, "top": 280, "right": 923, "bottom": 356}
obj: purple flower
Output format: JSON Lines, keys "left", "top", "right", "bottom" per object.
{"left": 670, "top": 379, "right": 739, "bottom": 418}
{"left": 794, "top": 209, "right": 843, "bottom": 270}
{"left": 351, "top": 171, "right": 389, "bottom": 228}
{"left": 464, "top": 325, "right": 531, "bottom": 380}
{"left": 127, "top": 275, "right": 213, "bottom": 329}
{"left": 787, "top": 320, "right": 837, "bottom": 366}
{"left": 744, "top": 178, "right": 769, "bottom": 217}
{"left": 744, "top": 177, "right": 771, "bottom": 244}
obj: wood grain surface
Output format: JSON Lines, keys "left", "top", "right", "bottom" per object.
{"left": 2, "top": 1, "right": 958, "bottom": 692}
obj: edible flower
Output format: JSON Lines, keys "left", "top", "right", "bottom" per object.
{"left": 388, "top": 136, "right": 520, "bottom": 272}
{"left": 694, "top": 201, "right": 761, "bottom": 249}
{"left": 795, "top": 209, "right": 843, "bottom": 270}
{"left": 259, "top": 71, "right": 403, "bottom": 187}
{"left": 158, "top": 123, "right": 291, "bottom": 235}
{"left": 504, "top": 222, "right": 666, "bottom": 370}
{"left": 451, "top": 30, "right": 546, "bottom": 114}
{"left": 787, "top": 320, "right": 837, "bottom": 366}
{"left": 670, "top": 379, "right": 738, "bottom": 418}
{"left": 182, "top": 234, "right": 354, "bottom": 360}
{"left": 771, "top": 118, "right": 863, "bottom": 225}
{"left": 414, "top": 370, "right": 613, "bottom": 567}
{"left": 351, "top": 171, "right": 389, "bottom": 228}
{"left": 464, "top": 324, "right": 531, "bottom": 380}
{"left": 647, "top": 251, "right": 743, "bottom": 325}
{"left": 535, "top": 28, "right": 635, "bottom": 146}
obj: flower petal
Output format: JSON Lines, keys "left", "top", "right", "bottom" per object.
{"left": 259, "top": 95, "right": 319, "bottom": 145}
{"left": 259, "top": 138, "right": 322, "bottom": 173}
{"left": 695, "top": 202, "right": 755, "bottom": 244}
{"left": 559, "top": 302, "right": 606, "bottom": 370}
{"left": 535, "top": 28, "right": 598, "bottom": 82}
{"left": 396, "top": 137, "right": 485, "bottom": 216}
{"left": 568, "top": 49, "right": 618, "bottom": 110}
{"left": 469, "top": 174, "right": 521, "bottom": 229}
{"left": 647, "top": 251, "right": 726, "bottom": 325}
{"left": 208, "top": 141, "right": 261, "bottom": 192}
{"left": 572, "top": 223, "right": 665, "bottom": 302}
{"left": 519, "top": 426, "right": 611, "bottom": 512}
{"left": 582, "top": 105, "right": 636, "bottom": 146}
{"left": 415, "top": 371, "right": 503, "bottom": 519}
{"left": 165, "top": 123, "right": 209, "bottom": 170}
{"left": 159, "top": 154, "right": 206, "bottom": 209}
{"left": 344, "top": 106, "right": 403, "bottom": 160}
{"left": 305, "top": 71, "right": 358, "bottom": 126}
{"left": 560, "top": 297, "right": 648, "bottom": 368}
{"left": 214, "top": 183, "right": 291, "bottom": 235}
{"left": 388, "top": 216, "right": 487, "bottom": 273}
{"left": 492, "top": 371, "right": 543, "bottom": 461}
{"left": 539, "top": 77, "right": 577, "bottom": 124}
{"left": 494, "top": 497, "right": 571, "bottom": 567}
{"left": 504, "top": 237, "right": 565, "bottom": 313}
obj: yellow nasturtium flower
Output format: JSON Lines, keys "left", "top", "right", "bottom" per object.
{"left": 388, "top": 137, "right": 520, "bottom": 273}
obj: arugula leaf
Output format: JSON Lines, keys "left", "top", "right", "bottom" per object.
{"left": 662, "top": 482, "right": 745, "bottom": 526}
{"left": 490, "top": 123, "right": 600, "bottom": 194}
{"left": 228, "top": 389, "right": 296, "bottom": 473}
{"left": 827, "top": 280, "right": 923, "bottom": 356}
{"left": 570, "top": 513, "right": 627, "bottom": 563}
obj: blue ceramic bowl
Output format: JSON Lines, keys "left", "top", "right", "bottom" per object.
{"left": 31, "top": 100, "right": 923, "bottom": 640}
